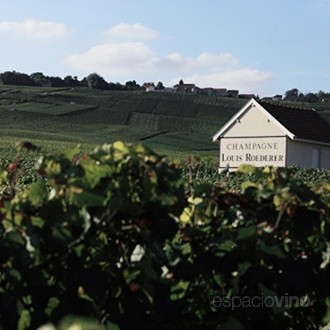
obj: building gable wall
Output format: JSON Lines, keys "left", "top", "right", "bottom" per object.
{"left": 223, "top": 105, "right": 285, "bottom": 137}
{"left": 214, "top": 100, "right": 330, "bottom": 170}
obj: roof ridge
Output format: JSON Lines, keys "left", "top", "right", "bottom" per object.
{"left": 259, "top": 100, "right": 315, "bottom": 112}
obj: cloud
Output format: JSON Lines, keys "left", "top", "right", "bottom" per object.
{"left": 104, "top": 23, "right": 158, "bottom": 42}
{"left": 157, "top": 52, "right": 241, "bottom": 73}
{"left": 63, "top": 23, "right": 273, "bottom": 93}
{"left": 180, "top": 69, "right": 274, "bottom": 93}
{"left": 63, "top": 42, "right": 156, "bottom": 76}
{"left": 0, "top": 19, "right": 70, "bottom": 40}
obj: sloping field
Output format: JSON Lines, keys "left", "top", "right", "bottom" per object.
{"left": 108, "top": 100, "right": 138, "bottom": 124}
{"left": 140, "top": 131, "right": 218, "bottom": 159}
{"left": 0, "top": 100, "right": 96, "bottom": 115}
{"left": 128, "top": 112, "right": 222, "bottom": 135}
{"left": 2, "top": 85, "right": 328, "bottom": 159}
{"left": 0, "top": 127, "right": 83, "bottom": 143}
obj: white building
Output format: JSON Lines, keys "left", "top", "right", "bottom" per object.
{"left": 212, "top": 99, "right": 330, "bottom": 170}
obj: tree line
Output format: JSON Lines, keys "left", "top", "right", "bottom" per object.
{"left": 0, "top": 70, "right": 165, "bottom": 91}
{"left": 1, "top": 70, "right": 330, "bottom": 102}
{"left": 283, "top": 88, "right": 330, "bottom": 103}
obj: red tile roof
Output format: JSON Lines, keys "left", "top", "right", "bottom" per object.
{"left": 260, "top": 101, "right": 330, "bottom": 144}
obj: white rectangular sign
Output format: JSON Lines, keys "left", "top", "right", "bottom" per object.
{"left": 220, "top": 137, "right": 286, "bottom": 168}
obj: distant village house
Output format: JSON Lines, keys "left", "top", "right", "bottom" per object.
{"left": 143, "top": 80, "right": 247, "bottom": 99}
{"left": 173, "top": 83, "right": 198, "bottom": 93}
{"left": 142, "top": 82, "right": 155, "bottom": 92}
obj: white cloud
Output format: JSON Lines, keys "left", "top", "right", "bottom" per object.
{"left": 195, "top": 52, "right": 240, "bottom": 71}
{"left": 0, "top": 19, "right": 70, "bottom": 40}
{"left": 180, "top": 69, "right": 274, "bottom": 93}
{"left": 157, "top": 52, "right": 241, "bottom": 73}
{"left": 104, "top": 23, "right": 158, "bottom": 42}
{"left": 63, "top": 23, "right": 274, "bottom": 93}
{"left": 63, "top": 42, "right": 156, "bottom": 76}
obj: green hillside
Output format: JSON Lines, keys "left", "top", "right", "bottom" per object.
{"left": 0, "top": 85, "right": 247, "bottom": 159}
{"left": 1, "top": 85, "right": 330, "bottom": 159}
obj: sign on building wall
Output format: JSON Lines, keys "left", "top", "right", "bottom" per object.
{"left": 220, "top": 137, "right": 286, "bottom": 168}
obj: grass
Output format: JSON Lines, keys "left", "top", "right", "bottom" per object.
{"left": 0, "top": 85, "right": 329, "bottom": 161}
{"left": 0, "top": 87, "right": 234, "bottom": 158}
{"left": 0, "top": 101, "right": 96, "bottom": 115}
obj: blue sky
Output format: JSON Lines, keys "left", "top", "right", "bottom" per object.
{"left": 0, "top": 0, "right": 329, "bottom": 96}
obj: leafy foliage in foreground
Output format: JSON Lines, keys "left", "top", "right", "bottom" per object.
{"left": 1, "top": 143, "right": 330, "bottom": 329}
{"left": 181, "top": 158, "right": 330, "bottom": 189}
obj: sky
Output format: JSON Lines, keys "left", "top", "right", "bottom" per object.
{"left": 0, "top": 0, "right": 329, "bottom": 97}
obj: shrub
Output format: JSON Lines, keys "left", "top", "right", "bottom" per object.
{"left": 1, "top": 143, "right": 330, "bottom": 329}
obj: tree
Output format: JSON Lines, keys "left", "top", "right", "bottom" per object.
{"left": 30, "top": 72, "right": 46, "bottom": 86}
{"left": 64, "top": 75, "right": 80, "bottom": 87}
{"left": 85, "top": 73, "right": 109, "bottom": 90}
{"left": 156, "top": 81, "right": 164, "bottom": 90}
{"left": 125, "top": 80, "right": 140, "bottom": 91}
{"left": 304, "top": 92, "right": 319, "bottom": 103}
{"left": 108, "top": 82, "right": 123, "bottom": 91}
{"left": 285, "top": 88, "right": 298, "bottom": 98}
{"left": 0, "top": 71, "right": 35, "bottom": 86}
{"left": 317, "top": 90, "right": 330, "bottom": 102}
{"left": 49, "top": 76, "right": 65, "bottom": 87}
{"left": 284, "top": 88, "right": 299, "bottom": 101}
